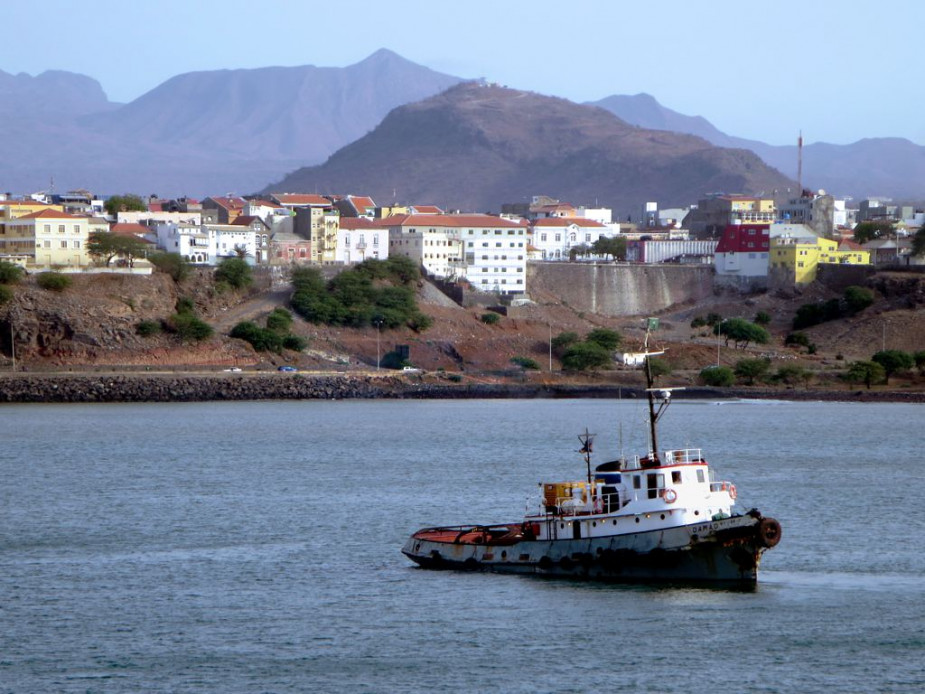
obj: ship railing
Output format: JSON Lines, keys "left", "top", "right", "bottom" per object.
{"left": 620, "top": 449, "right": 703, "bottom": 470}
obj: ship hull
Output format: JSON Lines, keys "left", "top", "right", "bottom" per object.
{"left": 402, "top": 514, "right": 777, "bottom": 584}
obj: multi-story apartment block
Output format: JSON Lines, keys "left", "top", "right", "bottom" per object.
{"left": 386, "top": 213, "right": 528, "bottom": 294}
{"left": 0, "top": 209, "right": 92, "bottom": 268}
{"left": 685, "top": 194, "right": 776, "bottom": 238}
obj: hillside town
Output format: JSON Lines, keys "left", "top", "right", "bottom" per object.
{"left": 1, "top": 188, "right": 923, "bottom": 298}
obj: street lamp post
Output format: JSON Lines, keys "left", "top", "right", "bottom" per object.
{"left": 548, "top": 323, "right": 553, "bottom": 372}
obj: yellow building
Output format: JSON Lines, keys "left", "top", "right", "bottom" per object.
{"left": 0, "top": 200, "right": 64, "bottom": 219}
{"left": 770, "top": 235, "right": 870, "bottom": 284}
{"left": 0, "top": 208, "right": 93, "bottom": 269}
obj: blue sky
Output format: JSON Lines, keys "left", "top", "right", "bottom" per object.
{"left": 2, "top": 0, "right": 921, "bottom": 146}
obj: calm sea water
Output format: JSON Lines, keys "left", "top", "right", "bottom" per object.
{"left": 1, "top": 398, "right": 923, "bottom": 693}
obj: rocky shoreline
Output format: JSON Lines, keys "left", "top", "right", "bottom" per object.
{"left": 0, "top": 373, "right": 921, "bottom": 404}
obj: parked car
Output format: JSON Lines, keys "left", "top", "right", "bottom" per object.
{"left": 277, "top": 366, "right": 298, "bottom": 372}
{"left": 402, "top": 366, "right": 422, "bottom": 373}
{"left": 223, "top": 367, "right": 242, "bottom": 372}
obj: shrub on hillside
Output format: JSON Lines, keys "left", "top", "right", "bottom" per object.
{"left": 136, "top": 320, "right": 162, "bottom": 337}
{"left": 0, "top": 261, "right": 25, "bottom": 284}
{"left": 230, "top": 321, "right": 283, "bottom": 352}
{"left": 699, "top": 365, "right": 735, "bottom": 387}
{"left": 0, "top": 285, "right": 13, "bottom": 306}
{"left": 561, "top": 341, "right": 612, "bottom": 371}
{"left": 214, "top": 257, "right": 253, "bottom": 290}
{"left": 168, "top": 312, "right": 213, "bottom": 342}
{"left": 290, "top": 260, "right": 427, "bottom": 331}
{"left": 36, "top": 272, "right": 72, "bottom": 292}
{"left": 585, "top": 328, "right": 622, "bottom": 351}
{"left": 511, "top": 356, "right": 540, "bottom": 370}
{"left": 481, "top": 312, "right": 500, "bottom": 325}
{"left": 266, "top": 307, "right": 294, "bottom": 334}
{"left": 148, "top": 252, "right": 191, "bottom": 282}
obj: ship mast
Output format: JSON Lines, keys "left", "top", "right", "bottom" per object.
{"left": 642, "top": 318, "right": 682, "bottom": 464}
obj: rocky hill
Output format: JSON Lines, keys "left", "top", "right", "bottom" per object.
{"left": 2, "top": 267, "right": 923, "bottom": 399}
{"left": 268, "top": 83, "right": 795, "bottom": 215}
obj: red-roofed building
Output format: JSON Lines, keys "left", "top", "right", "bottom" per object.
{"left": 202, "top": 196, "right": 247, "bottom": 224}
{"left": 713, "top": 223, "right": 770, "bottom": 287}
{"left": 1, "top": 208, "right": 93, "bottom": 268}
{"left": 409, "top": 204, "right": 443, "bottom": 215}
{"left": 333, "top": 195, "right": 378, "bottom": 218}
{"left": 384, "top": 213, "right": 528, "bottom": 293}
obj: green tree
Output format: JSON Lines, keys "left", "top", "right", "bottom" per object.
{"left": 0, "top": 261, "right": 25, "bottom": 284}
{"left": 647, "top": 357, "right": 672, "bottom": 383}
{"left": 36, "top": 272, "right": 72, "bottom": 292}
{"left": 774, "top": 364, "right": 811, "bottom": 387}
{"left": 585, "top": 327, "right": 622, "bottom": 351}
{"left": 871, "top": 349, "right": 915, "bottom": 381}
{"left": 214, "top": 257, "right": 253, "bottom": 289}
{"left": 717, "top": 318, "right": 769, "bottom": 349}
{"left": 852, "top": 221, "right": 893, "bottom": 244}
{"left": 481, "top": 312, "right": 500, "bottom": 324}
{"left": 845, "top": 361, "right": 885, "bottom": 389}
{"left": 734, "top": 357, "right": 771, "bottom": 385}
{"left": 551, "top": 331, "right": 580, "bottom": 356}
{"left": 569, "top": 243, "right": 591, "bottom": 261}
{"left": 914, "top": 351, "right": 925, "bottom": 372}
{"left": 700, "top": 365, "right": 735, "bottom": 387}
{"left": 591, "top": 236, "right": 627, "bottom": 261}
{"left": 561, "top": 341, "right": 612, "bottom": 371}
{"left": 843, "top": 286, "right": 874, "bottom": 314}
{"left": 785, "top": 332, "right": 811, "bottom": 348}
{"left": 87, "top": 232, "right": 149, "bottom": 267}
{"left": 148, "top": 252, "right": 191, "bottom": 282}
{"left": 754, "top": 311, "right": 771, "bottom": 325}
{"left": 103, "top": 194, "right": 147, "bottom": 217}
{"left": 912, "top": 228, "right": 925, "bottom": 257}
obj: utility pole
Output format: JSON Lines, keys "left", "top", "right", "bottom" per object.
{"left": 548, "top": 323, "right": 553, "bottom": 371}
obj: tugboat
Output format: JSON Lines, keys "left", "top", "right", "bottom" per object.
{"left": 401, "top": 324, "right": 782, "bottom": 584}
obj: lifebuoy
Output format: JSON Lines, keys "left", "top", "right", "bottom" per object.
{"left": 663, "top": 488, "right": 678, "bottom": 504}
{"left": 729, "top": 484, "right": 737, "bottom": 500}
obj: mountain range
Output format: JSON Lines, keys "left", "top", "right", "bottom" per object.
{"left": 1, "top": 49, "right": 922, "bottom": 208}
{"left": 591, "top": 93, "right": 925, "bottom": 202}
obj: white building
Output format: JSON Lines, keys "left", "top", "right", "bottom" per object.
{"left": 156, "top": 222, "right": 258, "bottom": 264}
{"left": 117, "top": 210, "right": 201, "bottom": 227}
{"left": 530, "top": 217, "right": 617, "bottom": 261}
{"left": 339, "top": 218, "right": 388, "bottom": 263}
{"left": 386, "top": 213, "right": 528, "bottom": 293}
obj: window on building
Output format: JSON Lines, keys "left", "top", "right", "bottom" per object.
{"left": 541, "top": 233, "right": 547, "bottom": 242}
{"left": 555, "top": 234, "right": 561, "bottom": 242}
{"left": 58, "top": 225, "right": 65, "bottom": 233}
